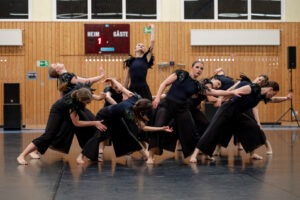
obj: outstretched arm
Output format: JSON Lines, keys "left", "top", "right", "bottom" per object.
{"left": 206, "top": 84, "right": 252, "bottom": 98}
{"left": 214, "top": 80, "right": 240, "bottom": 107}
{"left": 268, "top": 91, "right": 292, "bottom": 103}
{"left": 72, "top": 67, "right": 105, "bottom": 85}
{"left": 138, "top": 121, "right": 173, "bottom": 132}
{"left": 93, "top": 92, "right": 106, "bottom": 101}
{"left": 142, "top": 125, "right": 173, "bottom": 132}
{"left": 70, "top": 111, "right": 107, "bottom": 131}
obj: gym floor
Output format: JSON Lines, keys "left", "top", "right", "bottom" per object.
{"left": 0, "top": 126, "right": 299, "bottom": 200}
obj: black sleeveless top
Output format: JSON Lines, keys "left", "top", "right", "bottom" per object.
{"left": 231, "top": 81, "right": 268, "bottom": 113}
{"left": 166, "top": 70, "right": 205, "bottom": 104}
{"left": 58, "top": 72, "right": 76, "bottom": 95}
{"left": 214, "top": 74, "right": 234, "bottom": 90}
{"left": 124, "top": 48, "right": 154, "bottom": 87}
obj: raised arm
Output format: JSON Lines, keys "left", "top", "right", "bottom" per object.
{"left": 146, "top": 24, "right": 155, "bottom": 62}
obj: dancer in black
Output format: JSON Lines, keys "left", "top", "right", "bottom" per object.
{"left": 17, "top": 86, "right": 107, "bottom": 165}
{"left": 48, "top": 63, "right": 105, "bottom": 96}
{"left": 213, "top": 68, "right": 235, "bottom": 90}
{"left": 213, "top": 74, "right": 269, "bottom": 156}
{"left": 124, "top": 24, "right": 155, "bottom": 100}
{"left": 49, "top": 62, "right": 106, "bottom": 147}
{"left": 190, "top": 80, "right": 280, "bottom": 163}
{"left": 77, "top": 78, "right": 173, "bottom": 164}
{"left": 102, "top": 79, "right": 124, "bottom": 107}
{"left": 147, "top": 61, "right": 240, "bottom": 164}
{"left": 97, "top": 79, "right": 124, "bottom": 161}
{"left": 27, "top": 63, "right": 106, "bottom": 160}
{"left": 188, "top": 77, "right": 223, "bottom": 140}
{"left": 213, "top": 67, "right": 235, "bottom": 108}
{"left": 231, "top": 74, "right": 292, "bottom": 157}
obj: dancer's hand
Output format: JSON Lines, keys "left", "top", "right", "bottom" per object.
{"left": 152, "top": 97, "right": 160, "bottom": 109}
{"left": 162, "top": 126, "right": 173, "bottom": 133}
{"left": 95, "top": 121, "right": 107, "bottom": 132}
{"left": 98, "top": 67, "right": 105, "bottom": 78}
{"left": 286, "top": 92, "right": 293, "bottom": 100}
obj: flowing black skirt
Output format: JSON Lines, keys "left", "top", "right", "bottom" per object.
{"left": 81, "top": 106, "right": 143, "bottom": 161}
{"left": 75, "top": 108, "right": 97, "bottom": 149}
{"left": 32, "top": 99, "right": 75, "bottom": 154}
{"left": 196, "top": 101, "right": 266, "bottom": 156}
{"left": 148, "top": 98, "right": 199, "bottom": 158}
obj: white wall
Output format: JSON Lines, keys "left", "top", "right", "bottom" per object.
{"left": 160, "top": 0, "right": 181, "bottom": 21}
{"left": 32, "top": 0, "right": 52, "bottom": 21}
{"left": 285, "top": 0, "right": 300, "bottom": 22}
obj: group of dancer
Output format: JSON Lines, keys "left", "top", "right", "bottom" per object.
{"left": 17, "top": 24, "right": 292, "bottom": 165}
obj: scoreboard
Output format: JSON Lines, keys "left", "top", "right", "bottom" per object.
{"left": 84, "top": 24, "right": 130, "bottom": 54}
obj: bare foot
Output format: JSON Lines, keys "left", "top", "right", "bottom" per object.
{"left": 205, "top": 155, "right": 215, "bottom": 161}
{"left": 146, "top": 157, "right": 154, "bottom": 164}
{"left": 143, "top": 149, "right": 149, "bottom": 160}
{"left": 237, "top": 143, "right": 244, "bottom": 151}
{"left": 213, "top": 145, "right": 221, "bottom": 156}
{"left": 265, "top": 150, "right": 273, "bottom": 155}
{"left": 250, "top": 153, "right": 263, "bottom": 160}
{"left": 17, "top": 155, "right": 28, "bottom": 165}
{"left": 98, "top": 153, "right": 104, "bottom": 162}
{"left": 29, "top": 151, "right": 40, "bottom": 159}
{"left": 265, "top": 140, "right": 273, "bottom": 155}
{"left": 213, "top": 149, "right": 221, "bottom": 156}
{"left": 189, "top": 157, "right": 197, "bottom": 163}
{"left": 140, "top": 149, "right": 149, "bottom": 161}
{"left": 76, "top": 154, "right": 85, "bottom": 165}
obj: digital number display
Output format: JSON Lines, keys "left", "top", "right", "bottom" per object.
{"left": 84, "top": 24, "right": 130, "bottom": 54}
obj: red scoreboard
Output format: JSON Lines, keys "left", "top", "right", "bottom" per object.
{"left": 84, "top": 24, "right": 130, "bottom": 54}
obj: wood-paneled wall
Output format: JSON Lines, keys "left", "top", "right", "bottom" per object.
{"left": 0, "top": 22, "right": 299, "bottom": 128}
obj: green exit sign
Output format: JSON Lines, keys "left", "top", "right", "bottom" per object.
{"left": 144, "top": 27, "right": 152, "bottom": 34}
{"left": 37, "top": 60, "right": 49, "bottom": 67}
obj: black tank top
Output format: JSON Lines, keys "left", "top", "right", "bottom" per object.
{"left": 166, "top": 70, "right": 203, "bottom": 104}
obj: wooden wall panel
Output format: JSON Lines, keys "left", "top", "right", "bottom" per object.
{"left": 0, "top": 22, "right": 299, "bottom": 127}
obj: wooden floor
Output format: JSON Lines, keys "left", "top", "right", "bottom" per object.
{"left": 1, "top": 126, "right": 300, "bottom": 200}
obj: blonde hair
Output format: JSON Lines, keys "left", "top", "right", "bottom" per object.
{"left": 48, "top": 66, "right": 59, "bottom": 78}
